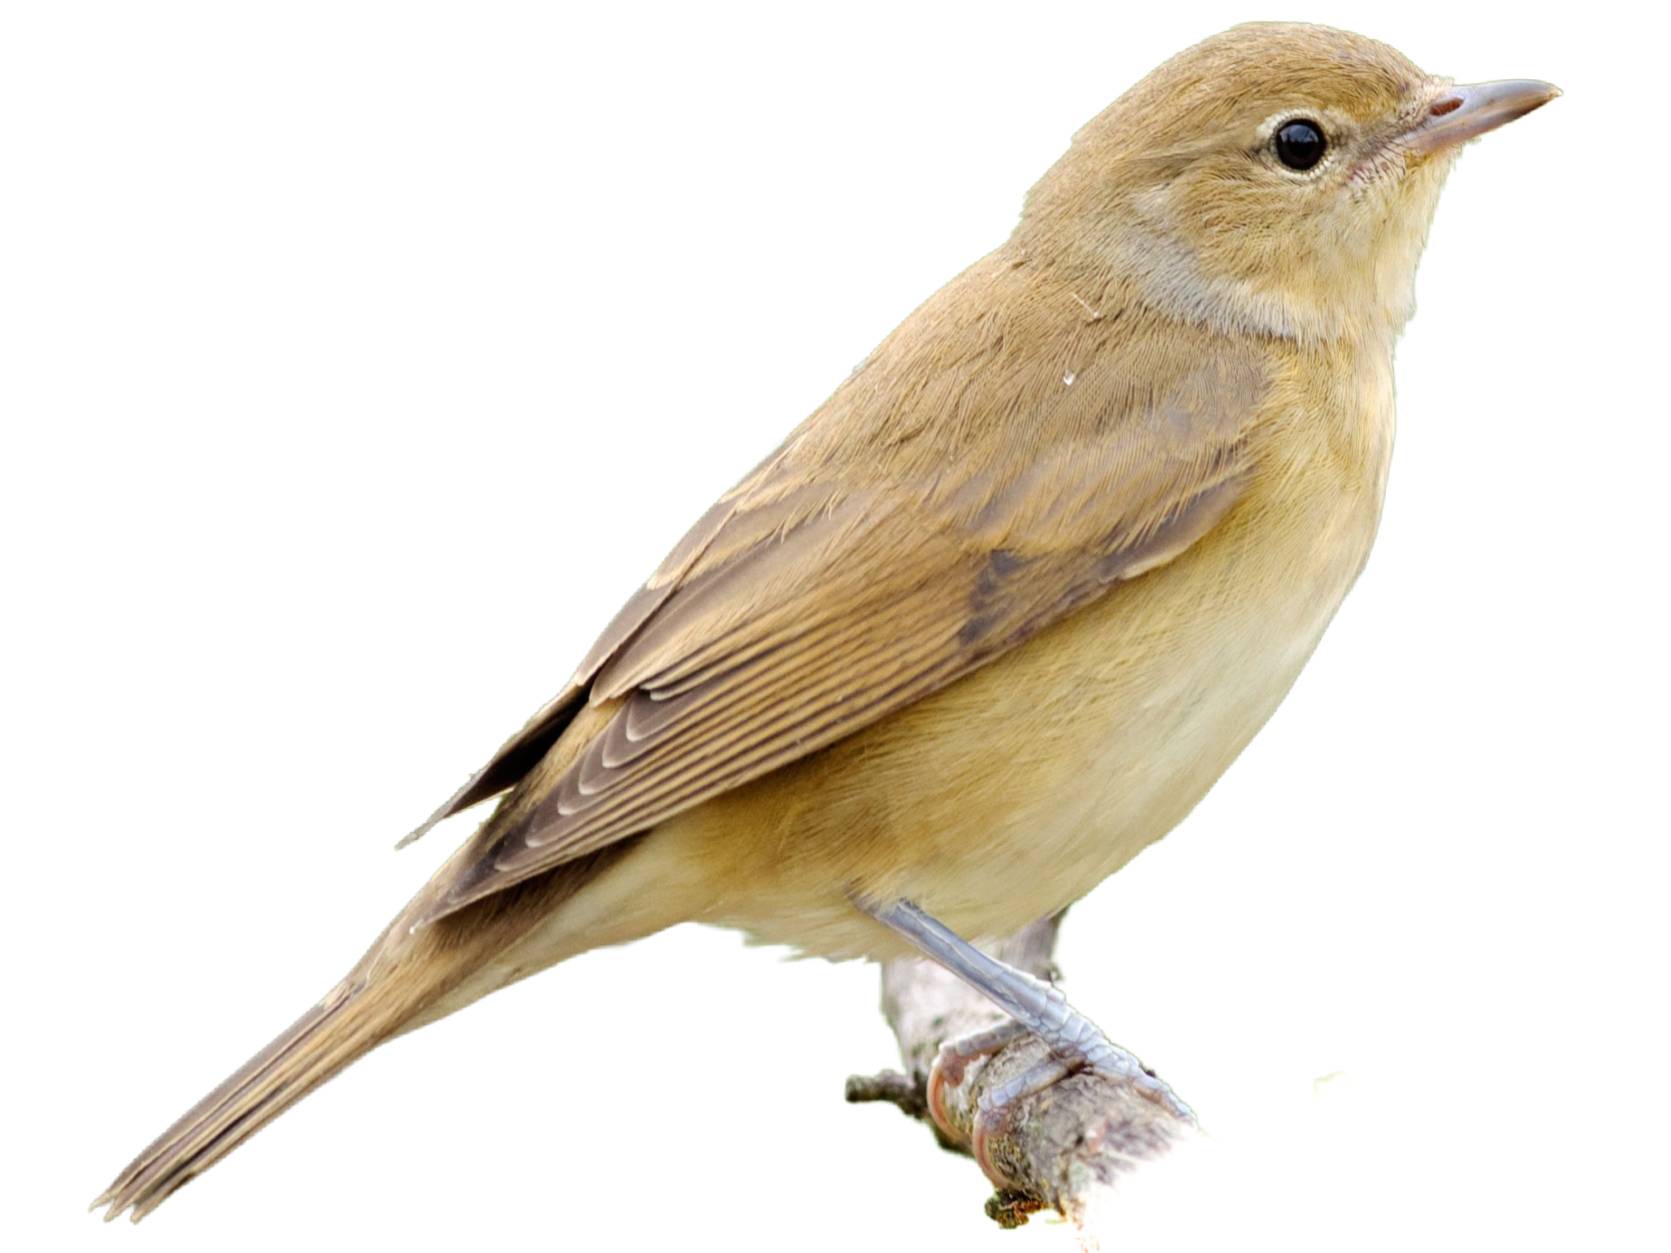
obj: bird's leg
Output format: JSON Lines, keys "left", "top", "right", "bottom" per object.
{"left": 858, "top": 897, "right": 1195, "bottom": 1127}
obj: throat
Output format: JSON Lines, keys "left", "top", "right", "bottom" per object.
{"left": 1016, "top": 206, "right": 1412, "bottom": 348}
{"left": 1106, "top": 221, "right": 1406, "bottom": 344}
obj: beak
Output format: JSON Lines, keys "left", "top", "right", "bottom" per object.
{"left": 1406, "top": 79, "right": 1561, "bottom": 156}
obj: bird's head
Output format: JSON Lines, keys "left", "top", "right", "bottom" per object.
{"left": 1020, "top": 23, "right": 1558, "bottom": 343}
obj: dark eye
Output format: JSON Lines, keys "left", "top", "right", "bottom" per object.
{"left": 1274, "top": 119, "right": 1327, "bottom": 171}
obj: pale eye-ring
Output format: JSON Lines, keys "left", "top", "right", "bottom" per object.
{"left": 1274, "top": 119, "right": 1327, "bottom": 170}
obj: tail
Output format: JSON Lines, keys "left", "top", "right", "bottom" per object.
{"left": 92, "top": 841, "right": 643, "bottom": 1223}
{"left": 91, "top": 971, "right": 412, "bottom": 1222}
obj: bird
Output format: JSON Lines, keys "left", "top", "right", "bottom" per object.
{"left": 94, "top": 21, "right": 1558, "bottom": 1221}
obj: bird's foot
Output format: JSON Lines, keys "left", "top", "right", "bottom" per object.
{"left": 925, "top": 1019, "right": 1035, "bottom": 1136}
{"left": 928, "top": 1015, "right": 1194, "bottom": 1184}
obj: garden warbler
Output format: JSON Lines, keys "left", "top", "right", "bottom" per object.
{"left": 97, "top": 21, "right": 1557, "bottom": 1220}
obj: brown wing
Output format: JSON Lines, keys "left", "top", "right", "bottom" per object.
{"left": 396, "top": 491, "right": 744, "bottom": 848}
{"left": 416, "top": 257, "right": 1268, "bottom": 924}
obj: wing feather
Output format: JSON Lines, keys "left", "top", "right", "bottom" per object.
{"left": 413, "top": 256, "right": 1268, "bottom": 918}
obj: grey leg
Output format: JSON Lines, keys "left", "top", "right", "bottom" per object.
{"left": 860, "top": 896, "right": 1194, "bottom": 1122}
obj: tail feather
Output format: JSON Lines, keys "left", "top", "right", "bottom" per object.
{"left": 94, "top": 843, "right": 642, "bottom": 1222}
{"left": 93, "top": 977, "right": 389, "bottom": 1222}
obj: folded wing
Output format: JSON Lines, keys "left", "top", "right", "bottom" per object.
{"left": 415, "top": 266, "right": 1267, "bottom": 923}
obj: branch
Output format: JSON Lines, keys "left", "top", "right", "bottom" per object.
{"left": 846, "top": 914, "right": 1198, "bottom": 1245}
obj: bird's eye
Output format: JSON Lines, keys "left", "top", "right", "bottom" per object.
{"left": 1274, "top": 119, "right": 1327, "bottom": 171}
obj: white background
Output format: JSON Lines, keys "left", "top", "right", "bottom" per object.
{"left": 4, "top": 3, "right": 1666, "bottom": 1249}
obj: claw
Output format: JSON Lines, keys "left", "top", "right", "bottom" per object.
{"left": 1130, "top": 1069, "right": 1197, "bottom": 1124}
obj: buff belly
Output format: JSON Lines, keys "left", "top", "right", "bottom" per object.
{"left": 653, "top": 453, "right": 1387, "bottom": 962}
{"left": 481, "top": 376, "right": 1393, "bottom": 985}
